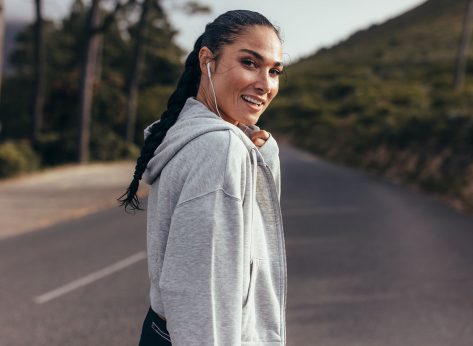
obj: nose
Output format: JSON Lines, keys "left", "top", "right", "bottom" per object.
{"left": 254, "top": 70, "right": 272, "bottom": 95}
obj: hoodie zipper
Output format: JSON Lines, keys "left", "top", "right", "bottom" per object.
{"left": 262, "top": 162, "right": 287, "bottom": 345}
{"left": 251, "top": 147, "right": 287, "bottom": 344}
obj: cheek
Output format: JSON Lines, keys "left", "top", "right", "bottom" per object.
{"left": 231, "top": 68, "right": 255, "bottom": 87}
{"left": 216, "top": 72, "right": 248, "bottom": 96}
{"left": 270, "top": 81, "right": 279, "bottom": 98}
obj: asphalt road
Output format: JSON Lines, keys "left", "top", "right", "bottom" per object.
{"left": 1, "top": 143, "right": 473, "bottom": 346}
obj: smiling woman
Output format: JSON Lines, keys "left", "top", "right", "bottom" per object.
{"left": 118, "top": 10, "right": 287, "bottom": 346}
{"left": 196, "top": 25, "right": 284, "bottom": 127}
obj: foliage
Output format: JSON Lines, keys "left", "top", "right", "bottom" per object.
{"left": 0, "top": 0, "right": 185, "bottom": 171}
{"left": 0, "top": 140, "right": 40, "bottom": 178}
{"left": 264, "top": 0, "right": 473, "bottom": 212}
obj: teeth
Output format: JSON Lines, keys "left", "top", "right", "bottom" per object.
{"left": 242, "top": 95, "right": 262, "bottom": 106}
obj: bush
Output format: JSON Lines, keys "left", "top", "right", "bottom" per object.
{"left": 90, "top": 126, "right": 140, "bottom": 161}
{"left": 0, "top": 140, "right": 41, "bottom": 178}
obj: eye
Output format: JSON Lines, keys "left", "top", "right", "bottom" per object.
{"left": 270, "top": 68, "right": 283, "bottom": 76}
{"left": 242, "top": 59, "right": 256, "bottom": 68}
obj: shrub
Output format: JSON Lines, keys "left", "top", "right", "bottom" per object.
{"left": 90, "top": 126, "right": 140, "bottom": 161}
{"left": 0, "top": 140, "right": 41, "bottom": 178}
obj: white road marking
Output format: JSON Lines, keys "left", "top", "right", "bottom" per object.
{"left": 34, "top": 251, "right": 147, "bottom": 304}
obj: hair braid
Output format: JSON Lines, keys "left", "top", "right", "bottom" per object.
{"left": 117, "top": 36, "right": 203, "bottom": 212}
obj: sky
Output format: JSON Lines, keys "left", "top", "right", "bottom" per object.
{"left": 5, "top": 0, "right": 427, "bottom": 63}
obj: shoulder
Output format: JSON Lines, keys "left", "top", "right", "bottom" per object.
{"left": 177, "top": 130, "right": 249, "bottom": 165}
{"left": 164, "top": 130, "right": 252, "bottom": 204}
{"left": 179, "top": 129, "right": 250, "bottom": 160}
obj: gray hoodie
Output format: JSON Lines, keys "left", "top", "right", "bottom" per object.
{"left": 142, "top": 96, "right": 287, "bottom": 345}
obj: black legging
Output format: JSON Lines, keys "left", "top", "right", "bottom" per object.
{"left": 139, "top": 306, "right": 172, "bottom": 345}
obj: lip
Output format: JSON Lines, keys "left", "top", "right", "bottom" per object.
{"left": 241, "top": 96, "right": 263, "bottom": 111}
{"left": 241, "top": 95, "right": 265, "bottom": 106}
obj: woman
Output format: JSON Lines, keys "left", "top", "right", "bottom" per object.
{"left": 118, "top": 10, "right": 287, "bottom": 346}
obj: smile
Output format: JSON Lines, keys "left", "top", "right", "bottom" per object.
{"left": 241, "top": 95, "right": 263, "bottom": 107}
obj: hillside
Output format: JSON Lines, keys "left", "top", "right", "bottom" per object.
{"left": 300, "top": 0, "right": 467, "bottom": 66}
{"left": 263, "top": 0, "right": 473, "bottom": 213}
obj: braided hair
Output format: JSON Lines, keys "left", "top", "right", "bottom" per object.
{"left": 118, "top": 10, "right": 281, "bottom": 212}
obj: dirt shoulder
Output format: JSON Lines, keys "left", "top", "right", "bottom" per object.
{"left": 0, "top": 160, "right": 149, "bottom": 240}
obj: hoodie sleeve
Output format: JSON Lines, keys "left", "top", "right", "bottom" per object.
{"left": 158, "top": 188, "right": 245, "bottom": 346}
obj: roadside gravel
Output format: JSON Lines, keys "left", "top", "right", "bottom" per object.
{"left": 0, "top": 161, "right": 149, "bottom": 240}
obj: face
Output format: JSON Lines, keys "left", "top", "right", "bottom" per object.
{"left": 196, "top": 25, "right": 283, "bottom": 126}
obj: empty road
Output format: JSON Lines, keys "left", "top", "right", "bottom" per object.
{"left": 1, "top": 143, "right": 473, "bottom": 345}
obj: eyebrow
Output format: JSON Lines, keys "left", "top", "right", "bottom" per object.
{"left": 238, "top": 48, "right": 283, "bottom": 67}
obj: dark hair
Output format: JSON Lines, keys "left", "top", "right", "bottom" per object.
{"left": 118, "top": 10, "right": 282, "bottom": 212}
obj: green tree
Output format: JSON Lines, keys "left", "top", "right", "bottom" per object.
{"left": 453, "top": 0, "right": 473, "bottom": 90}
{"left": 32, "top": 0, "right": 45, "bottom": 143}
{"left": 77, "top": 0, "right": 102, "bottom": 163}
{"left": 1, "top": 0, "right": 185, "bottom": 166}
{"left": 0, "top": 0, "right": 4, "bottom": 102}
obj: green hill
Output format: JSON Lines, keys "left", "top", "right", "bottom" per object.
{"left": 299, "top": 0, "right": 467, "bottom": 66}
{"left": 263, "top": 0, "right": 473, "bottom": 213}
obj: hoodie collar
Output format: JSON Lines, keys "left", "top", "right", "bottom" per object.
{"left": 142, "top": 97, "right": 265, "bottom": 185}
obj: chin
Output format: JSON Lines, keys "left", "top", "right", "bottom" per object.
{"left": 246, "top": 116, "right": 260, "bottom": 126}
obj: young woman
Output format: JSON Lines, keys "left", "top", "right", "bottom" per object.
{"left": 118, "top": 10, "right": 287, "bottom": 346}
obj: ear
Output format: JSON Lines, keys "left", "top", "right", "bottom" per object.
{"left": 198, "top": 46, "right": 214, "bottom": 76}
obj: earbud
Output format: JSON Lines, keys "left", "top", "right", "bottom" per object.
{"left": 206, "top": 62, "right": 211, "bottom": 78}
{"left": 205, "top": 60, "right": 222, "bottom": 118}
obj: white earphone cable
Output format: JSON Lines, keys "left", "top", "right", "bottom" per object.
{"left": 207, "top": 62, "right": 222, "bottom": 118}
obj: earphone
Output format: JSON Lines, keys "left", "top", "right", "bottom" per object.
{"left": 206, "top": 61, "right": 222, "bottom": 118}
{"left": 207, "top": 61, "right": 212, "bottom": 78}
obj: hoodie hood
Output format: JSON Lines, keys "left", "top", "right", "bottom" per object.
{"left": 142, "top": 97, "right": 266, "bottom": 185}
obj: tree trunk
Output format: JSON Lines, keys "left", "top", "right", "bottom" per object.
{"left": 125, "top": 0, "right": 152, "bottom": 143}
{"left": 0, "top": 0, "right": 5, "bottom": 104}
{"left": 78, "top": 0, "right": 102, "bottom": 163}
{"left": 454, "top": 0, "right": 473, "bottom": 90}
{"left": 32, "top": 0, "right": 45, "bottom": 143}
{"left": 95, "top": 32, "right": 103, "bottom": 85}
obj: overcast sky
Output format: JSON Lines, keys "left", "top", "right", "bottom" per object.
{"left": 5, "top": 0, "right": 427, "bottom": 63}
